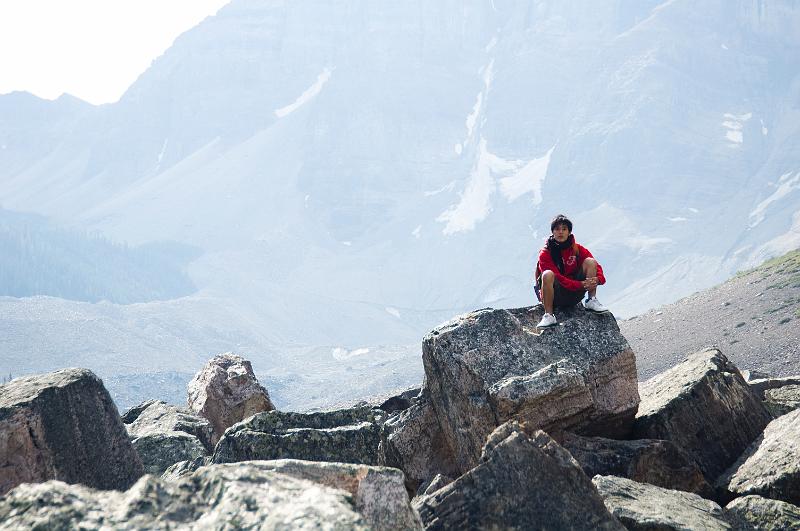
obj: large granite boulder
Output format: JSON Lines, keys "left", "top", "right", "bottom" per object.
{"left": 413, "top": 421, "right": 624, "bottom": 530}
{"left": 0, "top": 462, "right": 369, "bottom": 530}
{"left": 381, "top": 392, "right": 459, "bottom": 494}
{"left": 253, "top": 459, "right": 422, "bottom": 531}
{"left": 0, "top": 368, "right": 143, "bottom": 496}
{"left": 633, "top": 348, "right": 771, "bottom": 480}
{"left": 560, "top": 432, "right": 712, "bottom": 496}
{"left": 593, "top": 475, "right": 732, "bottom": 531}
{"left": 718, "top": 407, "right": 800, "bottom": 505}
{"left": 187, "top": 353, "right": 274, "bottom": 444}
{"left": 123, "top": 400, "right": 214, "bottom": 475}
{"left": 422, "top": 306, "right": 639, "bottom": 473}
{"left": 213, "top": 406, "right": 385, "bottom": 465}
{"left": 724, "top": 495, "right": 800, "bottom": 530}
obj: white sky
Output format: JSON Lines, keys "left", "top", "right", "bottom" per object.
{"left": 0, "top": 0, "right": 230, "bottom": 105}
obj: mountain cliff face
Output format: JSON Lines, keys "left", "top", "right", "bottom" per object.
{"left": 1, "top": 0, "right": 799, "bottom": 409}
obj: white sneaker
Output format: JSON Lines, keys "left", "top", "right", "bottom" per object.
{"left": 584, "top": 297, "right": 608, "bottom": 313}
{"left": 537, "top": 313, "right": 557, "bottom": 327}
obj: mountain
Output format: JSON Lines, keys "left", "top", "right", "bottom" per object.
{"left": 1, "top": 0, "right": 799, "bottom": 409}
{"left": 621, "top": 248, "right": 800, "bottom": 381}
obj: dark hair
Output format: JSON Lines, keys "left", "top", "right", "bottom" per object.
{"left": 550, "top": 214, "right": 573, "bottom": 233}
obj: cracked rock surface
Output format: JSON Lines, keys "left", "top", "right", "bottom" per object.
{"left": 633, "top": 348, "right": 771, "bottom": 479}
{"left": 213, "top": 407, "right": 385, "bottom": 465}
{"left": 422, "top": 306, "right": 639, "bottom": 473}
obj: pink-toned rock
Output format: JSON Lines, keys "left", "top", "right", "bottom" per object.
{"left": 0, "top": 368, "right": 143, "bottom": 495}
{"left": 187, "top": 353, "right": 274, "bottom": 443}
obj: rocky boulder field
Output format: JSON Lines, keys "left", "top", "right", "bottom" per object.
{"left": 2, "top": 306, "right": 800, "bottom": 529}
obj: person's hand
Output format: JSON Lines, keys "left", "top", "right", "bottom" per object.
{"left": 582, "top": 277, "right": 598, "bottom": 290}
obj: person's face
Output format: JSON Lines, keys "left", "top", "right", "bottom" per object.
{"left": 552, "top": 223, "right": 571, "bottom": 243}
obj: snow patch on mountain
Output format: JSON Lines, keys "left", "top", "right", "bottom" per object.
{"left": 722, "top": 112, "right": 752, "bottom": 145}
{"left": 750, "top": 171, "right": 800, "bottom": 227}
{"left": 424, "top": 181, "right": 455, "bottom": 197}
{"left": 465, "top": 93, "right": 483, "bottom": 140}
{"left": 331, "top": 347, "right": 370, "bottom": 361}
{"left": 439, "top": 140, "right": 555, "bottom": 235}
{"left": 156, "top": 139, "right": 168, "bottom": 166}
{"left": 499, "top": 146, "right": 554, "bottom": 203}
{"left": 462, "top": 59, "right": 495, "bottom": 149}
{"left": 385, "top": 307, "right": 401, "bottom": 318}
{"left": 275, "top": 67, "right": 333, "bottom": 118}
{"left": 438, "top": 138, "right": 497, "bottom": 234}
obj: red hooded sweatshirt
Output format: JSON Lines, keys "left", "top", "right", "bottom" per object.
{"left": 537, "top": 237, "right": 605, "bottom": 292}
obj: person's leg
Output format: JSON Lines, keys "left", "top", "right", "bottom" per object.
{"left": 582, "top": 258, "right": 598, "bottom": 298}
{"left": 553, "top": 280, "right": 586, "bottom": 307}
{"left": 541, "top": 270, "right": 555, "bottom": 314}
{"left": 581, "top": 258, "right": 608, "bottom": 312}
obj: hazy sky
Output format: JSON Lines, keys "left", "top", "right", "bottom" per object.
{"left": 0, "top": 0, "right": 230, "bottom": 105}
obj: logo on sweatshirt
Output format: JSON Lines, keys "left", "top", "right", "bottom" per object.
{"left": 566, "top": 255, "right": 577, "bottom": 266}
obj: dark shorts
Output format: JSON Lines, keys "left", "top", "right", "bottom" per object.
{"left": 537, "top": 271, "right": 586, "bottom": 307}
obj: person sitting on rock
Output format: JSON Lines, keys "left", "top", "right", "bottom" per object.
{"left": 535, "top": 214, "right": 607, "bottom": 327}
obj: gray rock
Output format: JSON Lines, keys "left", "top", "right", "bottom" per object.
{"left": 119, "top": 399, "right": 158, "bottom": 424}
{"left": 413, "top": 421, "right": 624, "bottom": 530}
{"left": 122, "top": 399, "right": 215, "bottom": 475}
{"left": 748, "top": 376, "right": 800, "bottom": 397}
{"left": 422, "top": 306, "right": 640, "bottom": 474}
{"left": 377, "top": 386, "right": 422, "bottom": 413}
{"left": 0, "top": 462, "right": 368, "bottom": 530}
{"left": 718, "top": 408, "right": 800, "bottom": 505}
{"left": 160, "top": 456, "right": 212, "bottom": 481}
{"left": 560, "top": 432, "right": 712, "bottom": 496}
{"left": 724, "top": 495, "right": 800, "bottom": 531}
{"left": 130, "top": 431, "right": 207, "bottom": 476}
{"left": 382, "top": 393, "right": 459, "bottom": 494}
{"left": 253, "top": 459, "right": 422, "bottom": 531}
{"left": 213, "top": 406, "right": 385, "bottom": 465}
{"left": 187, "top": 352, "right": 274, "bottom": 445}
{"left": 633, "top": 348, "right": 771, "bottom": 480}
{"left": 593, "top": 475, "right": 732, "bottom": 531}
{"left": 123, "top": 399, "right": 214, "bottom": 452}
{"left": 0, "top": 368, "right": 143, "bottom": 495}
{"left": 764, "top": 384, "right": 800, "bottom": 417}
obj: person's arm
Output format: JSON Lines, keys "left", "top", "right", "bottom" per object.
{"left": 538, "top": 249, "right": 584, "bottom": 291}
{"left": 579, "top": 245, "right": 606, "bottom": 285}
